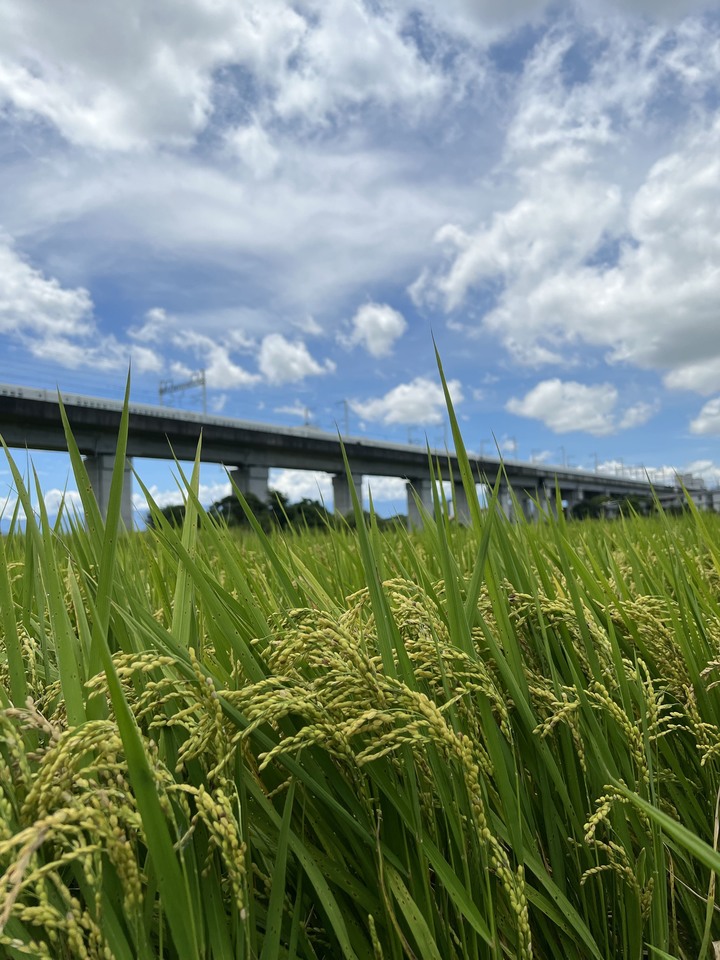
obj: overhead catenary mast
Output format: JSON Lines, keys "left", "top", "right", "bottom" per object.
{"left": 159, "top": 369, "right": 207, "bottom": 415}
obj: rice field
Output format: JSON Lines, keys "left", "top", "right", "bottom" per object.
{"left": 3, "top": 386, "right": 720, "bottom": 958}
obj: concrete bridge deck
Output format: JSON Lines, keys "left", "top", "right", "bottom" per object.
{"left": 0, "top": 382, "right": 698, "bottom": 528}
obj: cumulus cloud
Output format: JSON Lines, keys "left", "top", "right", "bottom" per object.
{"left": 177, "top": 331, "right": 260, "bottom": 389}
{"left": 0, "top": 0, "right": 451, "bottom": 151}
{"left": 414, "top": 21, "right": 720, "bottom": 391}
{"left": 131, "top": 308, "right": 261, "bottom": 390}
{"left": 274, "top": 402, "right": 313, "bottom": 421}
{"left": 507, "top": 379, "right": 658, "bottom": 435}
{"left": 270, "top": 469, "right": 333, "bottom": 503}
{"left": 268, "top": 470, "right": 412, "bottom": 509}
{"left": 664, "top": 358, "right": 720, "bottom": 396}
{"left": 258, "top": 334, "right": 335, "bottom": 385}
{"left": 346, "top": 302, "right": 407, "bottom": 358}
{"left": 0, "top": 237, "right": 93, "bottom": 339}
{"left": 0, "top": 0, "right": 308, "bottom": 149}
{"left": 690, "top": 397, "right": 720, "bottom": 435}
{"left": 0, "top": 237, "right": 163, "bottom": 373}
{"left": 225, "top": 122, "right": 280, "bottom": 180}
{"left": 0, "top": 488, "right": 84, "bottom": 524}
{"left": 402, "top": 0, "right": 720, "bottom": 44}
{"left": 618, "top": 400, "right": 659, "bottom": 430}
{"left": 129, "top": 307, "right": 172, "bottom": 344}
{"left": 363, "top": 476, "right": 409, "bottom": 502}
{"left": 132, "top": 479, "right": 232, "bottom": 514}
{"left": 351, "top": 376, "right": 463, "bottom": 426}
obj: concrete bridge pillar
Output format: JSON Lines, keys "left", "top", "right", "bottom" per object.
{"left": 452, "top": 481, "right": 473, "bottom": 525}
{"left": 691, "top": 490, "right": 712, "bottom": 511}
{"left": 498, "top": 486, "right": 514, "bottom": 520}
{"left": 519, "top": 490, "right": 537, "bottom": 521}
{"left": 564, "top": 487, "right": 584, "bottom": 515}
{"left": 232, "top": 465, "right": 270, "bottom": 502}
{"left": 85, "top": 454, "right": 134, "bottom": 530}
{"left": 538, "top": 486, "right": 557, "bottom": 519}
{"left": 333, "top": 473, "right": 363, "bottom": 516}
{"left": 406, "top": 478, "right": 433, "bottom": 529}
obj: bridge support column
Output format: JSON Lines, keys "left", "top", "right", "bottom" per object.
{"left": 406, "top": 478, "right": 433, "bottom": 529}
{"left": 452, "top": 481, "right": 472, "bottom": 525}
{"left": 85, "top": 454, "right": 134, "bottom": 530}
{"left": 518, "top": 490, "right": 537, "bottom": 521}
{"left": 538, "top": 486, "right": 557, "bottom": 519}
{"left": 691, "top": 490, "right": 712, "bottom": 511}
{"left": 564, "top": 488, "right": 584, "bottom": 516}
{"left": 333, "top": 473, "right": 363, "bottom": 516}
{"left": 498, "top": 486, "right": 514, "bottom": 520}
{"left": 232, "top": 465, "right": 269, "bottom": 502}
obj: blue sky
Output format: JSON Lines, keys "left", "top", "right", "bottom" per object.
{"left": 2, "top": 0, "right": 720, "bottom": 520}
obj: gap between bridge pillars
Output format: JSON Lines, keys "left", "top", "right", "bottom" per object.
{"left": 406, "top": 478, "right": 434, "bottom": 529}
{"left": 84, "top": 454, "right": 134, "bottom": 530}
{"left": 231, "top": 465, "right": 270, "bottom": 502}
{"left": 452, "top": 480, "right": 473, "bottom": 525}
{"left": 333, "top": 473, "right": 363, "bottom": 516}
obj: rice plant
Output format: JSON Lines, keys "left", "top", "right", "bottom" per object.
{"left": 2, "top": 376, "right": 720, "bottom": 958}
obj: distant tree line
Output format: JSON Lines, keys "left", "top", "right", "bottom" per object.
{"left": 569, "top": 493, "right": 687, "bottom": 519}
{"left": 146, "top": 491, "right": 406, "bottom": 531}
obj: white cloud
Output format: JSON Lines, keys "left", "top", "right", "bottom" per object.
{"left": 0, "top": 135, "right": 469, "bottom": 334}
{"left": 129, "top": 307, "right": 171, "bottom": 344}
{"left": 0, "top": 0, "right": 451, "bottom": 151}
{"left": 176, "top": 331, "right": 260, "bottom": 390}
{"left": 258, "top": 334, "right": 335, "bottom": 385}
{"left": 402, "top": 0, "right": 720, "bottom": 44}
{"left": 269, "top": 469, "right": 333, "bottom": 504}
{"left": 271, "top": 0, "right": 446, "bottom": 122}
{"left": 0, "top": 237, "right": 163, "bottom": 374}
{"left": 132, "top": 479, "right": 232, "bottom": 513}
{"left": 414, "top": 22, "right": 720, "bottom": 390}
{"left": 506, "top": 379, "right": 658, "bottom": 435}
{"left": 132, "top": 308, "right": 263, "bottom": 391}
{"left": 346, "top": 302, "right": 407, "bottom": 358}
{"left": 363, "top": 475, "right": 409, "bottom": 503}
{"left": 618, "top": 400, "right": 659, "bottom": 430}
{"left": 268, "top": 471, "right": 414, "bottom": 509}
{"left": 0, "top": 237, "right": 93, "bottom": 339}
{"left": 0, "top": 487, "right": 84, "bottom": 523}
{"left": 0, "top": 0, "right": 308, "bottom": 149}
{"left": 225, "top": 122, "right": 280, "bottom": 180}
{"left": 664, "top": 358, "right": 720, "bottom": 396}
{"left": 274, "top": 402, "right": 312, "bottom": 421}
{"left": 28, "top": 336, "right": 162, "bottom": 374}
{"left": 351, "top": 376, "right": 463, "bottom": 426}
{"left": 690, "top": 397, "right": 720, "bottom": 435}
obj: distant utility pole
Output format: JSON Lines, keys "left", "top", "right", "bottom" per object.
{"left": 159, "top": 369, "right": 207, "bottom": 415}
